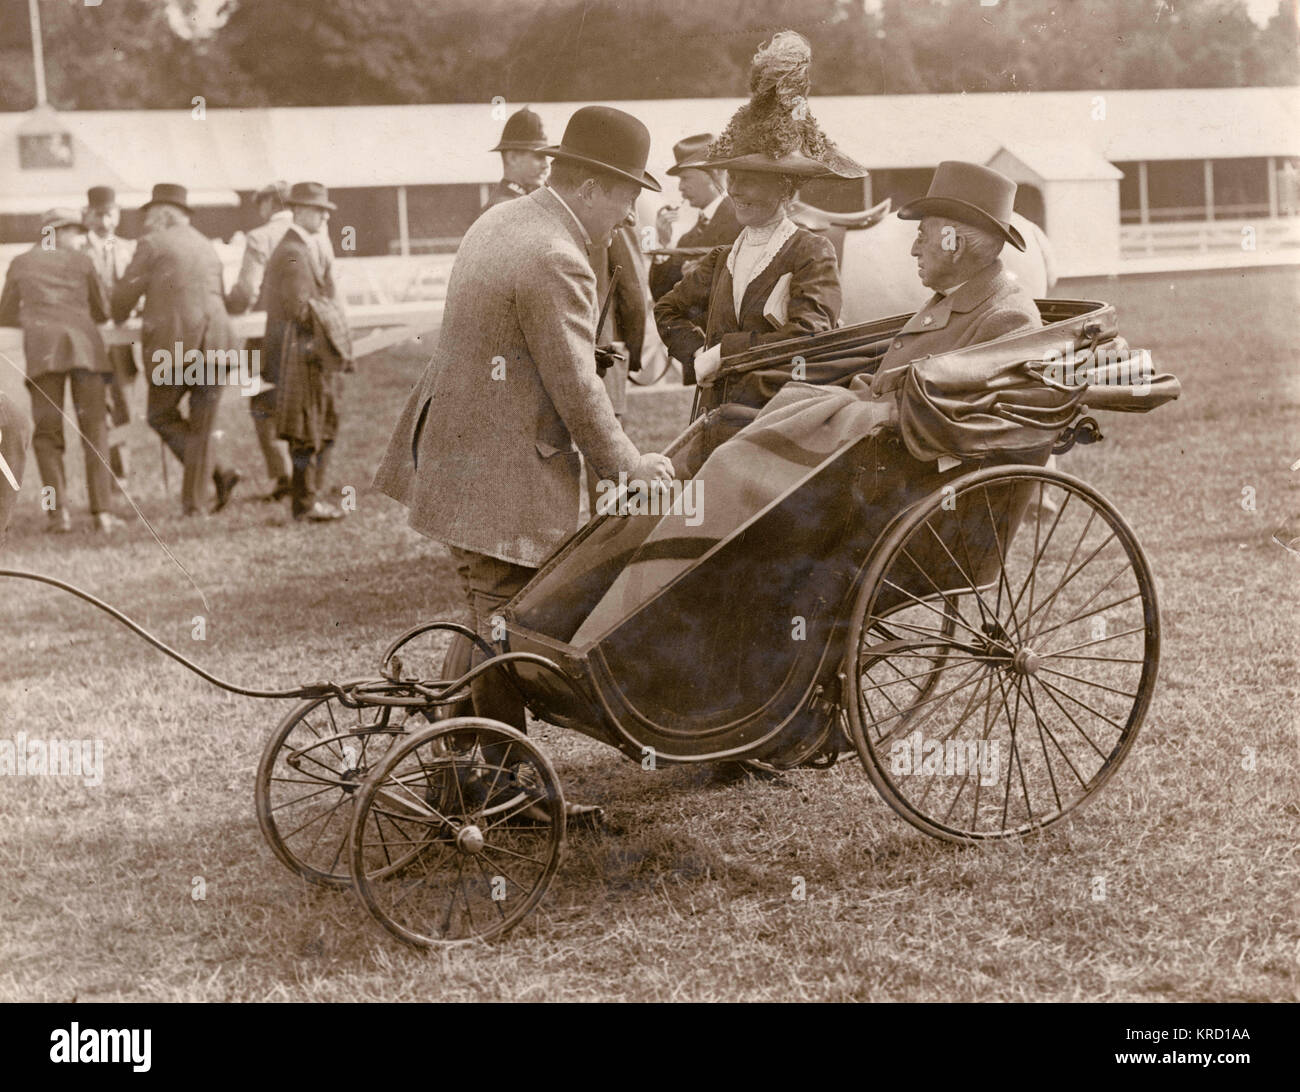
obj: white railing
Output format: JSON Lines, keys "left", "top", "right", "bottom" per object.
{"left": 1120, "top": 217, "right": 1300, "bottom": 259}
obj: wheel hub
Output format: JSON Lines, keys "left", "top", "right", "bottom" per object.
{"left": 455, "top": 824, "right": 485, "bottom": 855}
{"left": 1010, "top": 647, "right": 1040, "bottom": 676}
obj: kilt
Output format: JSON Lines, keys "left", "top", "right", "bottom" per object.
{"left": 275, "top": 324, "right": 340, "bottom": 450}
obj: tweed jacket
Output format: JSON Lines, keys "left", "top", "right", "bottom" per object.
{"left": 0, "top": 246, "right": 111, "bottom": 378}
{"left": 874, "top": 260, "right": 1041, "bottom": 379}
{"left": 654, "top": 226, "right": 841, "bottom": 385}
{"left": 648, "top": 195, "right": 742, "bottom": 300}
{"left": 225, "top": 210, "right": 293, "bottom": 314}
{"left": 111, "top": 223, "right": 238, "bottom": 366}
{"left": 373, "top": 186, "right": 641, "bottom": 567}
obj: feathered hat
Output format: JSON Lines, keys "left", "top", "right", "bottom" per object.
{"left": 698, "top": 31, "right": 866, "bottom": 180}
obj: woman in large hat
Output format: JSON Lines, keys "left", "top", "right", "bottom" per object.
{"left": 654, "top": 31, "right": 865, "bottom": 387}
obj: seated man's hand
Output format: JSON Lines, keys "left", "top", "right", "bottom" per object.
{"left": 632, "top": 452, "right": 675, "bottom": 485}
{"left": 693, "top": 343, "right": 722, "bottom": 387}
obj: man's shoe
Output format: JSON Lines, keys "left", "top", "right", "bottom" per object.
{"left": 262, "top": 476, "right": 291, "bottom": 502}
{"left": 45, "top": 511, "right": 72, "bottom": 534}
{"left": 212, "top": 468, "right": 241, "bottom": 512}
{"left": 92, "top": 512, "right": 126, "bottom": 534}
{"left": 294, "top": 501, "right": 344, "bottom": 523}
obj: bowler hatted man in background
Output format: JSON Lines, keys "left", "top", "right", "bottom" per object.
{"left": 226, "top": 180, "right": 294, "bottom": 501}
{"left": 112, "top": 183, "right": 242, "bottom": 517}
{"left": 374, "top": 106, "right": 674, "bottom": 822}
{"left": 0, "top": 209, "right": 120, "bottom": 533}
{"left": 83, "top": 185, "right": 139, "bottom": 484}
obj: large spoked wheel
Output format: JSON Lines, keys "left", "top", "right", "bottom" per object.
{"left": 845, "top": 466, "right": 1159, "bottom": 843}
{"left": 349, "top": 718, "right": 565, "bottom": 948}
{"left": 256, "top": 688, "right": 429, "bottom": 887}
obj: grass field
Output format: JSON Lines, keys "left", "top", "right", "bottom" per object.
{"left": 0, "top": 266, "right": 1296, "bottom": 1002}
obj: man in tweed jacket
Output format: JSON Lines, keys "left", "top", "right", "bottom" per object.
{"left": 374, "top": 108, "right": 671, "bottom": 816}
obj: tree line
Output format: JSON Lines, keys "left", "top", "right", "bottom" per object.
{"left": 0, "top": 0, "right": 1295, "bottom": 112}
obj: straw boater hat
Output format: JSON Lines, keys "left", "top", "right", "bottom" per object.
{"left": 697, "top": 31, "right": 866, "bottom": 182}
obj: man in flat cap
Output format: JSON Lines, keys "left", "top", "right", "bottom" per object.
{"left": 112, "top": 183, "right": 242, "bottom": 517}
{"left": 0, "top": 209, "right": 119, "bottom": 533}
{"left": 83, "top": 185, "right": 139, "bottom": 486}
{"left": 226, "top": 180, "right": 294, "bottom": 501}
{"left": 374, "top": 106, "right": 675, "bottom": 821}
{"left": 648, "top": 133, "right": 741, "bottom": 301}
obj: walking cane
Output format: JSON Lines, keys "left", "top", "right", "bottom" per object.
{"left": 159, "top": 436, "right": 169, "bottom": 495}
{"left": 594, "top": 266, "right": 621, "bottom": 378}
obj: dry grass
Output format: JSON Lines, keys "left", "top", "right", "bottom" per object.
{"left": 0, "top": 267, "right": 1296, "bottom": 1001}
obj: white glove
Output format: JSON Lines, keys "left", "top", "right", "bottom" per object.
{"left": 693, "top": 343, "right": 722, "bottom": 387}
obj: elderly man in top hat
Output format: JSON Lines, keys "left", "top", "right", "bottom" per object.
{"left": 112, "top": 183, "right": 242, "bottom": 517}
{"left": 872, "top": 161, "right": 1041, "bottom": 385}
{"left": 374, "top": 105, "right": 675, "bottom": 822}
{"left": 83, "top": 185, "right": 139, "bottom": 485}
{"left": 263, "top": 181, "right": 352, "bottom": 523}
{"left": 226, "top": 180, "right": 294, "bottom": 501}
{"left": 0, "top": 208, "right": 119, "bottom": 533}
{"left": 648, "top": 133, "right": 742, "bottom": 301}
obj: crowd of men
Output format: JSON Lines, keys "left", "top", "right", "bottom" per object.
{"left": 0, "top": 178, "right": 353, "bottom": 535}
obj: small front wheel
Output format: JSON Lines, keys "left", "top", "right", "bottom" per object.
{"left": 349, "top": 718, "right": 565, "bottom": 947}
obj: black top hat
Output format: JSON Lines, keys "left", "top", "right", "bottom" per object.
{"left": 666, "top": 133, "right": 715, "bottom": 177}
{"left": 286, "top": 181, "right": 337, "bottom": 210}
{"left": 86, "top": 185, "right": 117, "bottom": 210}
{"left": 491, "top": 106, "right": 548, "bottom": 152}
{"left": 141, "top": 183, "right": 191, "bottom": 215}
{"left": 539, "top": 106, "right": 661, "bottom": 192}
{"left": 898, "top": 161, "right": 1026, "bottom": 251}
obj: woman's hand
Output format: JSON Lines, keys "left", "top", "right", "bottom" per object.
{"left": 693, "top": 343, "right": 722, "bottom": 387}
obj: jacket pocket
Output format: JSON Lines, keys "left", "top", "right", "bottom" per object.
{"left": 411, "top": 396, "right": 431, "bottom": 470}
{"left": 535, "top": 439, "right": 578, "bottom": 460}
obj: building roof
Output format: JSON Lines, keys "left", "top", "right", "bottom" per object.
{"left": 0, "top": 87, "right": 1295, "bottom": 208}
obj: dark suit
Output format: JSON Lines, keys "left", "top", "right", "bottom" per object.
{"left": 263, "top": 226, "right": 346, "bottom": 515}
{"left": 0, "top": 246, "right": 113, "bottom": 516}
{"left": 113, "top": 222, "right": 238, "bottom": 514}
{"left": 479, "top": 178, "right": 532, "bottom": 215}
{"left": 655, "top": 226, "right": 841, "bottom": 385}
{"left": 648, "top": 196, "right": 742, "bottom": 301}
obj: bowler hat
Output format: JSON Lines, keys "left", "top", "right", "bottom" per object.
{"left": 141, "top": 183, "right": 192, "bottom": 215}
{"left": 665, "top": 133, "right": 715, "bottom": 177}
{"left": 286, "top": 181, "right": 337, "bottom": 210}
{"left": 86, "top": 185, "right": 117, "bottom": 210}
{"left": 490, "top": 107, "right": 548, "bottom": 152}
{"left": 42, "top": 208, "right": 87, "bottom": 233}
{"left": 540, "top": 106, "right": 661, "bottom": 192}
{"left": 898, "top": 161, "right": 1026, "bottom": 251}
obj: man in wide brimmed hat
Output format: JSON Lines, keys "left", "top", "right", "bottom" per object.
{"left": 0, "top": 208, "right": 118, "bottom": 533}
{"left": 481, "top": 106, "right": 550, "bottom": 214}
{"left": 871, "top": 160, "right": 1040, "bottom": 385}
{"left": 263, "top": 182, "right": 352, "bottom": 523}
{"left": 374, "top": 105, "right": 674, "bottom": 823}
{"left": 83, "top": 185, "right": 139, "bottom": 486}
{"left": 648, "top": 132, "right": 742, "bottom": 301}
{"left": 112, "top": 183, "right": 243, "bottom": 516}
{"left": 226, "top": 180, "right": 294, "bottom": 501}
